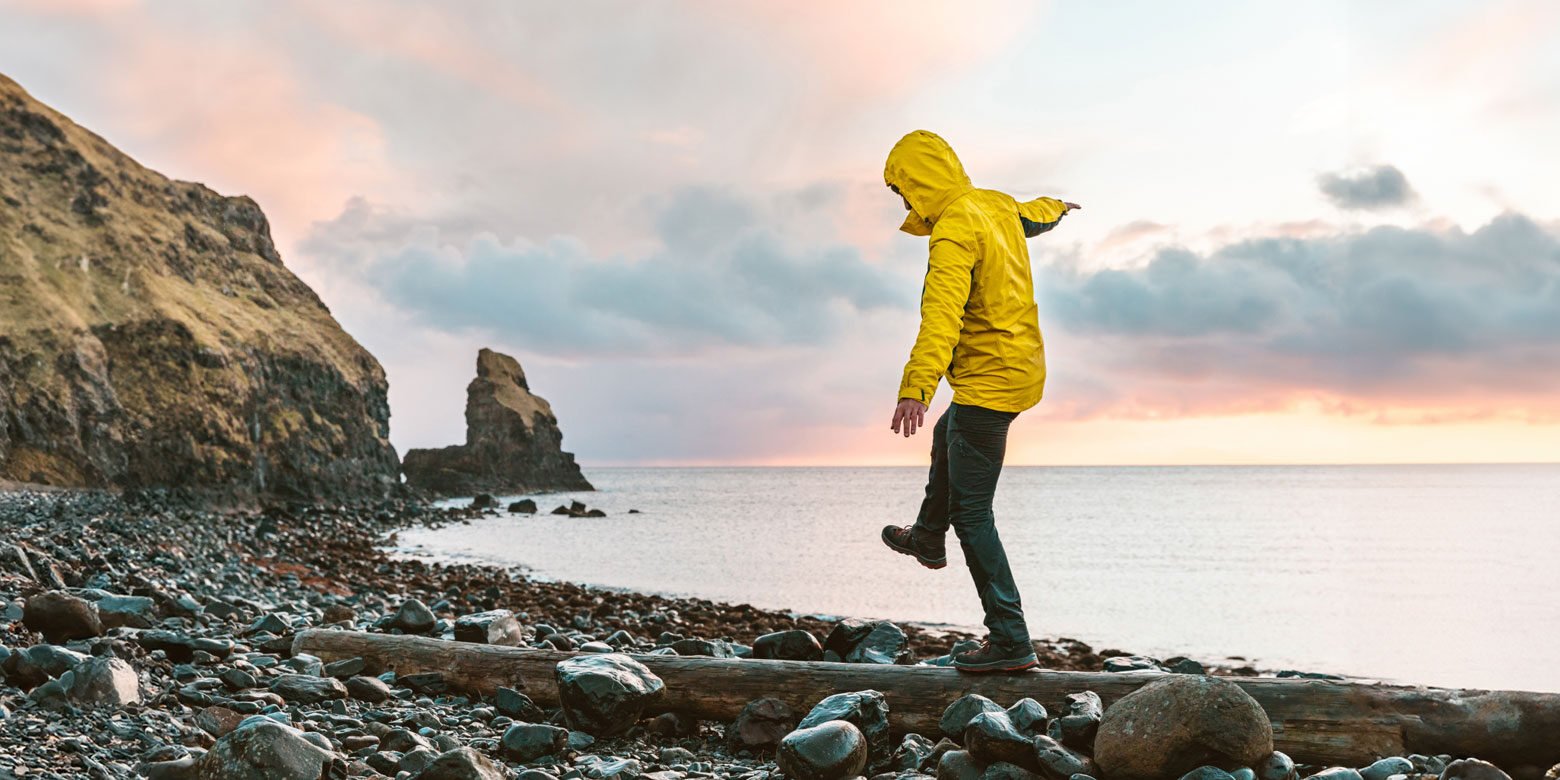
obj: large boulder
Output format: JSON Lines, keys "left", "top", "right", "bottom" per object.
{"left": 797, "top": 689, "right": 891, "bottom": 769}
{"left": 0, "top": 73, "right": 399, "bottom": 502}
{"left": 1095, "top": 676, "right": 1274, "bottom": 780}
{"left": 777, "top": 720, "right": 868, "bottom": 780}
{"left": 22, "top": 590, "right": 102, "bottom": 643}
{"left": 196, "top": 719, "right": 333, "bottom": 780}
{"left": 402, "top": 349, "right": 593, "bottom": 495}
{"left": 554, "top": 653, "right": 665, "bottom": 736}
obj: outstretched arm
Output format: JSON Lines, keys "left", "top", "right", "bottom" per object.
{"left": 1019, "top": 197, "right": 1082, "bottom": 237}
{"left": 892, "top": 225, "right": 976, "bottom": 436}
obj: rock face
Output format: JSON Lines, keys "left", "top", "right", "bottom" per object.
{"left": 401, "top": 349, "right": 592, "bottom": 495}
{"left": 0, "top": 73, "right": 398, "bottom": 502}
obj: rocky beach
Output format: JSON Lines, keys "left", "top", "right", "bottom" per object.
{"left": 3, "top": 488, "right": 1557, "bottom": 780}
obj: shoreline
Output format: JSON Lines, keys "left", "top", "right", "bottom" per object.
{"left": 1, "top": 487, "right": 1475, "bottom": 779}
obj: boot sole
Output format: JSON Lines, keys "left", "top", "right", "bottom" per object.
{"left": 953, "top": 654, "right": 1041, "bottom": 674}
{"left": 880, "top": 528, "right": 947, "bottom": 569}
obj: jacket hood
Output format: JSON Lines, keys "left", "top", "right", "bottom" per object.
{"left": 884, "top": 130, "right": 974, "bottom": 236}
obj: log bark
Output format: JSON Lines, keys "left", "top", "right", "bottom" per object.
{"left": 293, "top": 629, "right": 1560, "bottom": 767}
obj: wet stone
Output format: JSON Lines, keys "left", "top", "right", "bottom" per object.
{"left": 197, "top": 718, "right": 333, "bottom": 780}
{"left": 777, "top": 720, "right": 869, "bottom": 780}
{"left": 1301, "top": 770, "right": 1364, "bottom": 780}
{"left": 390, "top": 598, "right": 438, "bottom": 634}
{"left": 555, "top": 653, "right": 666, "bottom": 736}
{"left": 1165, "top": 657, "right": 1207, "bottom": 675}
{"left": 893, "top": 732, "right": 936, "bottom": 772}
{"left": 88, "top": 591, "right": 159, "bottom": 629}
{"left": 497, "top": 686, "right": 546, "bottom": 720}
{"left": 1005, "top": 698, "right": 1048, "bottom": 738}
{"left": 941, "top": 693, "right": 1004, "bottom": 740}
{"left": 1180, "top": 769, "right": 1236, "bottom": 780}
{"left": 508, "top": 499, "right": 539, "bottom": 513}
{"left": 848, "top": 620, "right": 910, "bottom": 664}
{"left": 1260, "top": 752, "right": 1299, "bottom": 780}
{"left": 964, "top": 711, "right": 1036, "bottom": 770}
{"left": 1033, "top": 734, "right": 1099, "bottom": 779}
{"left": 269, "top": 673, "right": 348, "bottom": 704}
{"left": 670, "top": 637, "right": 735, "bottom": 657}
{"left": 195, "top": 705, "right": 248, "bottom": 737}
{"left": 938, "top": 750, "right": 986, "bottom": 780}
{"left": 345, "top": 674, "right": 393, "bottom": 702}
{"left": 1103, "top": 655, "right": 1162, "bottom": 673}
{"left": 797, "top": 689, "right": 891, "bottom": 768}
{"left": 501, "top": 722, "right": 569, "bottom": 761}
{"left": 1361, "top": 758, "right": 1414, "bottom": 780}
{"left": 323, "top": 656, "right": 366, "bottom": 678}
{"left": 728, "top": 696, "right": 798, "bottom": 752}
{"left": 454, "top": 609, "right": 524, "bottom": 646}
{"left": 1047, "top": 691, "right": 1103, "bottom": 751}
{"left": 984, "top": 763, "right": 1045, "bottom": 780}
{"left": 752, "top": 629, "right": 825, "bottom": 661}
{"left": 1231, "top": 769, "right": 1257, "bottom": 780}
{"left": 411, "top": 747, "right": 511, "bottom": 780}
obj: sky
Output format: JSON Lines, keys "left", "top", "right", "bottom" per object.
{"left": 3, "top": 0, "right": 1558, "bottom": 466}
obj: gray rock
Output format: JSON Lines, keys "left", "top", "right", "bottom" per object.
{"left": 1440, "top": 759, "right": 1513, "bottom": 780}
{"left": 938, "top": 750, "right": 985, "bottom": 780}
{"left": 1, "top": 643, "right": 89, "bottom": 689}
{"left": 798, "top": 689, "right": 891, "bottom": 769}
{"left": 778, "top": 720, "right": 869, "bottom": 780}
{"left": 390, "top": 598, "right": 438, "bottom": 634}
{"left": 847, "top": 620, "right": 909, "bottom": 664}
{"left": 1046, "top": 691, "right": 1103, "bottom": 751}
{"left": 501, "top": 722, "right": 569, "bottom": 762}
{"left": 88, "top": 591, "right": 160, "bottom": 629}
{"left": 1361, "top": 758, "right": 1414, "bottom": 780}
{"left": 555, "top": 653, "right": 666, "bottom": 736}
{"left": 1301, "top": 770, "right": 1363, "bottom": 780}
{"left": 1006, "top": 698, "right": 1048, "bottom": 737}
{"left": 894, "top": 733, "right": 937, "bottom": 772}
{"left": 516, "top": 772, "right": 560, "bottom": 780}
{"left": 268, "top": 673, "right": 347, "bottom": 704}
{"left": 1095, "top": 676, "right": 1274, "bottom": 780}
{"left": 1033, "top": 734, "right": 1099, "bottom": 779}
{"left": 1180, "top": 769, "right": 1236, "bottom": 780}
{"left": 508, "top": 499, "right": 539, "bottom": 514}
{"left": 345, "top": 674, "right": 393, "bottom": 702}
{"left": 1232, "top": 769, "right": 1257, "bottom": 780}
{"left": 1102, "top": 655, "right": 1162, "bottom": 673}
{"left": 940, "top": 693, "right": 1004, "bottom": 741}
{"left": 1164, "top": 657, "right": 1207, "bottom": 675}
{"left": 1411, "top": 756, "right": 1449, "bottom": 776}
{"left": 752, "top": 629, "right": 825, "bottom": 661}
{"left": 67, "top": 656, "right": 140, "bottom": 706}
{"left": 411, "top": 747, "right": 510, "bottom": 780}
{"left": 27, "top": 676, "right": 70, "bottom": 709}
{"left": 576, "top": 756, "right": 641, "bottom": 778}
{"left": 1260, "top": 752, "right": 1298, "bottom": 780}
{"left": 964, "top": 711, "right": 1036, "bottom": 769}
{"left": 401, "top": 747, "right": 439, "bottom": 774}
{"left": 496, "top": 686, "right": 546, "bottom": 720}
{"left": 454, "top": 609, "right": 523, "bottom": 646}
{"left": 729, "top": 696, "right": 798, "bottom": 752}
{"left": 196, "top": 719, "right": 332, "bottom": 780}
{"left": 194, "top": 706, "right": 247, "bottom": 738}
{"left": 669, "top": 637, "right": 735, "bottom": 657}
{"left": 136, "top": 756, "right": 200, "bottom": 780}
{"left": 322, "top": 656, "right": 366, "bottom": 678}
{"left": 22, "top": 590, "right": 103, "bottom": 643}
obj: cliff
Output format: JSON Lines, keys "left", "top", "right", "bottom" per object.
{"left": 0, "top": 73, "right": 399, "bottom": 502}
{"left": 402, "top": 349, "right": 592, "bottom": 495}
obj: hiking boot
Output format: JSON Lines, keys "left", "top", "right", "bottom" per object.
{"left": 952, "top": 638, "right": 1039, "bottom": 673}
{"left": 880, "top": 525, "right": 946, "bottom": 569}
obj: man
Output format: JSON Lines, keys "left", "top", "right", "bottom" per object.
{"left": 879, "top": 130, "right": 1079, "bottom": 673}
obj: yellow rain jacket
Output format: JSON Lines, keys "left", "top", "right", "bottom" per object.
{"left": 885, "top": 130, "right": 1070, "bottom": 413}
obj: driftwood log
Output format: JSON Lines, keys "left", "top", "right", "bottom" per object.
{"left": 292, "top": 629, "right": 1560, "bottom": 767}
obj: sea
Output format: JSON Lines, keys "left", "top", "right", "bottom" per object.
{"left": 397, "top": 464, "right": 1560, "bottom": 693}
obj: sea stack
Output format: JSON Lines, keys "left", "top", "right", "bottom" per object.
{"left": 0, "top": 73, "right": 398, "bottom": 502}
{"left": 402, "top": 349, "right": 593, "bottom": 495}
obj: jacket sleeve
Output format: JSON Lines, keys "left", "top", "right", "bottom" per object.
{"left": 1018, "top": 196, "right": 1070, "bottom": 237}
{"left": 898, "top": 226, "right": 976, "bottom": 405}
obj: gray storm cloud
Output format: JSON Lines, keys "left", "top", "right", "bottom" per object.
{"left": 1039, "top": 213, "right": 1560, "bottom": 409}
{"left": 1317, "top": 164, "right": 1416, "bottom": 210}
{"left": 302, "top": 187, "right": 911, "bottom": 355}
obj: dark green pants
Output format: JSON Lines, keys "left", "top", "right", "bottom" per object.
{"left": 913, "top": 402, "right": 1031, "bottom": 650}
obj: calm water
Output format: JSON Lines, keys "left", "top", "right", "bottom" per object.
{"left": 399, "top": 465, "right": 1560, "bottom": 693}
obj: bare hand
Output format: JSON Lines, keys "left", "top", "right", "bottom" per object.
{"left": 1064, "top": 202, "right": 1082, "bottom": 211}
{"left": 891, "top": 399, "right": 927, "bottom": 437}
